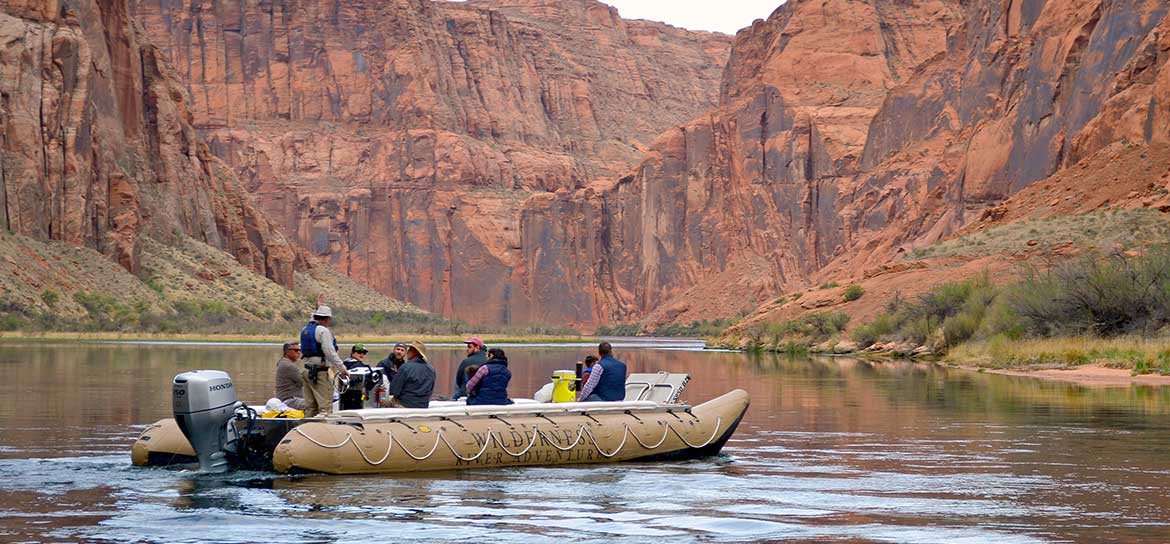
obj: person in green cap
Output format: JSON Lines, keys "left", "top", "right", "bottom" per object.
{"left": 343, "top": 343, "right": 370, "bottom": 370}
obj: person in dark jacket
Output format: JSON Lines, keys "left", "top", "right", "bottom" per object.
{"left": 465, "top": 348, "right": 513, "bottom": 406}
{"left": 342, "top": 343, "right": 370, "bottom": 370}
{"left": 386, "top": 342, "right": 436, "bottom": 409}
{"left": 453, "top": 337, "right": 487, "bottom": 399}
{"left": 377, "top": 342, "right": 408, "bottom": 383}
{"left": 577, "top": 342, "right": 627, "bottom": 402}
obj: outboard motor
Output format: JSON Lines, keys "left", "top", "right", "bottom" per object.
{"left": 173, "top": 370, "right": 242, "bottom": 472}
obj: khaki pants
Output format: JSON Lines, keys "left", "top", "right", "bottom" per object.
{"left": 301, "top": 365, "right": 334, "bottom": 417}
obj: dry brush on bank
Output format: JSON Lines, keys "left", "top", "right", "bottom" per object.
{"left": 720, "top": 246, "right": 1170, "bottom": 375}
{"left": 851, "top": 247, "right": 1170, "bottom": 373}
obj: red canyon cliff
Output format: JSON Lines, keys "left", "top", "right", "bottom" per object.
{"left": 128, "top": 0, "right": 1170, "bottom": 328}
{"left": 0, "top": 0, "right": 296, "bottom": 286}
{"left": 132, "top": 0, "right": 732, "bottom": 325}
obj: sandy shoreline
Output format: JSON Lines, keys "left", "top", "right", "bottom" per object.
{"left": 955, "top": 363, "right": 1170, "bottom": 387}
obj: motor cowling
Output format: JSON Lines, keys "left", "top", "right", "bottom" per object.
{"left": 173, "top": 370, "right": 240, "bottom": 472}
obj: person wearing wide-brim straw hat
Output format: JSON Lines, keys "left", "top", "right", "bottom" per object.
{"left": 407, "top": 341, "right": 428, "bottom": 362}
{"left": 386, "top": 341, "right": 436, "bottom": 408}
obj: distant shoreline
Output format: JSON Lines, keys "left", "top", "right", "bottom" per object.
{"left": 0, "top": 331, "right": 710, "bottom": 348}
{"left": 0, "top": 331, "right": 591, "bottom": 345}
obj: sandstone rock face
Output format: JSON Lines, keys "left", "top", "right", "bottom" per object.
{"left": 604, "top": 0, "right": 1170, "bottom": 328}
{"left": 725, "top": 0, "right": 1170, "bottom": 333}
{"left": 821, "top": 0, "right": 1170, "bottom": 281}
{"left": 129, "top": 0, "right": 1170, "bottom": 329}
{"left": 0, "top": 0, "right": 296, "bottom": 287}
{"left": 132, "top": 0, "right": 731, "bottom": 325}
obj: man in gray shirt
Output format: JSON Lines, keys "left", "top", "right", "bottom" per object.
{"left": 274, "top": 341, "right": 306, "bottom": 410}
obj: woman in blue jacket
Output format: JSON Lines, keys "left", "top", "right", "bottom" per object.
{"left": 465, "top": 348, "right": 513, "bottom": 405}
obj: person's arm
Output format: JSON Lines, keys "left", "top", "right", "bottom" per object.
{"left": 317, "top": 327, "right": 346, "bottom": 373}
{"left": 577, "top": 363, "right": 603, "bottom": 401}
{"left": 453, "top": 362, "right": 466, "bottom": 397}
{"left": 387, "top": 365, "right": 407, "bottom": 398}
{"left": 465, "top": 365, "right": 490, "bottom": 394}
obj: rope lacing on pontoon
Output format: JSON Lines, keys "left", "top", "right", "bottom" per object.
{"left": 290, "top": 416, "right": 724, "bottom": 466}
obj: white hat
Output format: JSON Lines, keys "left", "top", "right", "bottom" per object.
{"left": 312, "top": 305, "right": 333, "bottom": 318}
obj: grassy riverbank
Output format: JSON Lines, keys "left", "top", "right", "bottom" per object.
{"left": 721, "top": 246, "right": 1170, "bottom": 384}
{"left": 946, "top": 336, "right": 1170, "bottom": 373}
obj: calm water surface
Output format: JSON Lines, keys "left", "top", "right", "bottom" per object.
{"left": 2, "top": 342, "right": 1169, "bottom": 543}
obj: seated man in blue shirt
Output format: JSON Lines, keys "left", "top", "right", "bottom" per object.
{"left": 577, "top": 342, "right": 627, "bottom": 402}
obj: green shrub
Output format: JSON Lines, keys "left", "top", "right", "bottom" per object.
{"left": 655, "top": 319, "right": 737, "bottom": 337}
{"left": 819, "top": 281, "right": 839, "bottom": 290}
{"left": 851, "top": 313, "right": 896, "bottom": 347}
{"left": 1007, "top": 248, "right": 1170, "bottom": 337}
{"left": 942, "top": 311, "right": 981, "bottom": 348}
{"left": 596, "top": 323, "right": 641, "bottom": 336}
{"left": 1157, "top": 350, "right": 1170, "bottom": 375}
{"left": 977, "top": 299, "right": 1025, "bottom": 340}
{"left": 40, "top": 289, "right": 59, "bottom": 307}
{"left": 844, "top": 285, "right": 865, "bottom": 302}
{"left": 144, "top": 277, "right": 165, "bottom": 295}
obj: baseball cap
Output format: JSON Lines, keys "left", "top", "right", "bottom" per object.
{"left": 463, "top": 337, "right": 485, "bottom": 349}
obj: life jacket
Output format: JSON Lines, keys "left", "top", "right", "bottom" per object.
{"left": 467, "top": 361, "right": 512, "bottom": 406}
{"left": 593, "top": 355, "right": 627, "bottom": 401}
{"left": 260, "top": 409, "right": 304, "bottom": 419}
{"left": 300, "top": 321, "right": 337, "bottom": 359}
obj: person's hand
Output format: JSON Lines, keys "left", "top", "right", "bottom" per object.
{"left": 340, "top": 370, "right": 350, "bottom": 379}
{"left": 316, "top": 293, "right": 325, "bottom": 306}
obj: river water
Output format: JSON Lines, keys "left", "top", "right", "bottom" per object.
{"left": 2, "top": 341, "right": 1169, "bottom": 543}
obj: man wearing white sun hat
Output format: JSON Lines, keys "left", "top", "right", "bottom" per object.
{"left": 299, "top": 299, "right": 349, "bottom": 417}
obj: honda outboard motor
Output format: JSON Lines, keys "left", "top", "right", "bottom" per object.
{"left": 173, "top": 370, "right": 241, "bottom": 472}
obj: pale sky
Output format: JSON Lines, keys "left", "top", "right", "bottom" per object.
{"left": 448, "top": 1, "right": 784, "bottom": 35}
{"left": 601, "top": 0, "right": 783, "bottom": 35}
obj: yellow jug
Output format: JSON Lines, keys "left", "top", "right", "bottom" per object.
{"left": 551, "top": 370, "right": 578, "bottom": 403}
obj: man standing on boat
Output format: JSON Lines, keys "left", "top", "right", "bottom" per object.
{"left": 577, "top": 342, "right": 627, "bottom": 402}
{"left": 299, "top": 304, "right": 348, "bottom": 417}
{"left": 452, "top": 337, "right": 487, "bottom": 399}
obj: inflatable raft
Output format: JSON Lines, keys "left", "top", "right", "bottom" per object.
{"left": 131, "top": 370, "right": 749, "bottom": 475}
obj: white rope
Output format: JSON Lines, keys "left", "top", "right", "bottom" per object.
{"left": 293, "top": 427, "right": 352, "bottom": 449}
{"left": 535, "top": 426, "right": 589, "bottom": 451}
{"left": 490, "top": 428, "right": 541, "bottom": 457}
{"left": 628, "top": 423, "right": 671, "bottom": 450}
{"left": 581, "top": 424, "right": 631, "bottom": 458}
{"left": 388, "top": 430, "right": 443, "bottom": 462}
{"left": 291, "top": 414, "right": 725, "bottom": 465}
{"left": 439, "top": 429, "right": 494, "bottom": 462}
{"left": 354, "top": 432, "right": 394, "bottom": 465}
{"left": 668, "top": 416, "right": 722, "bottom": 449}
